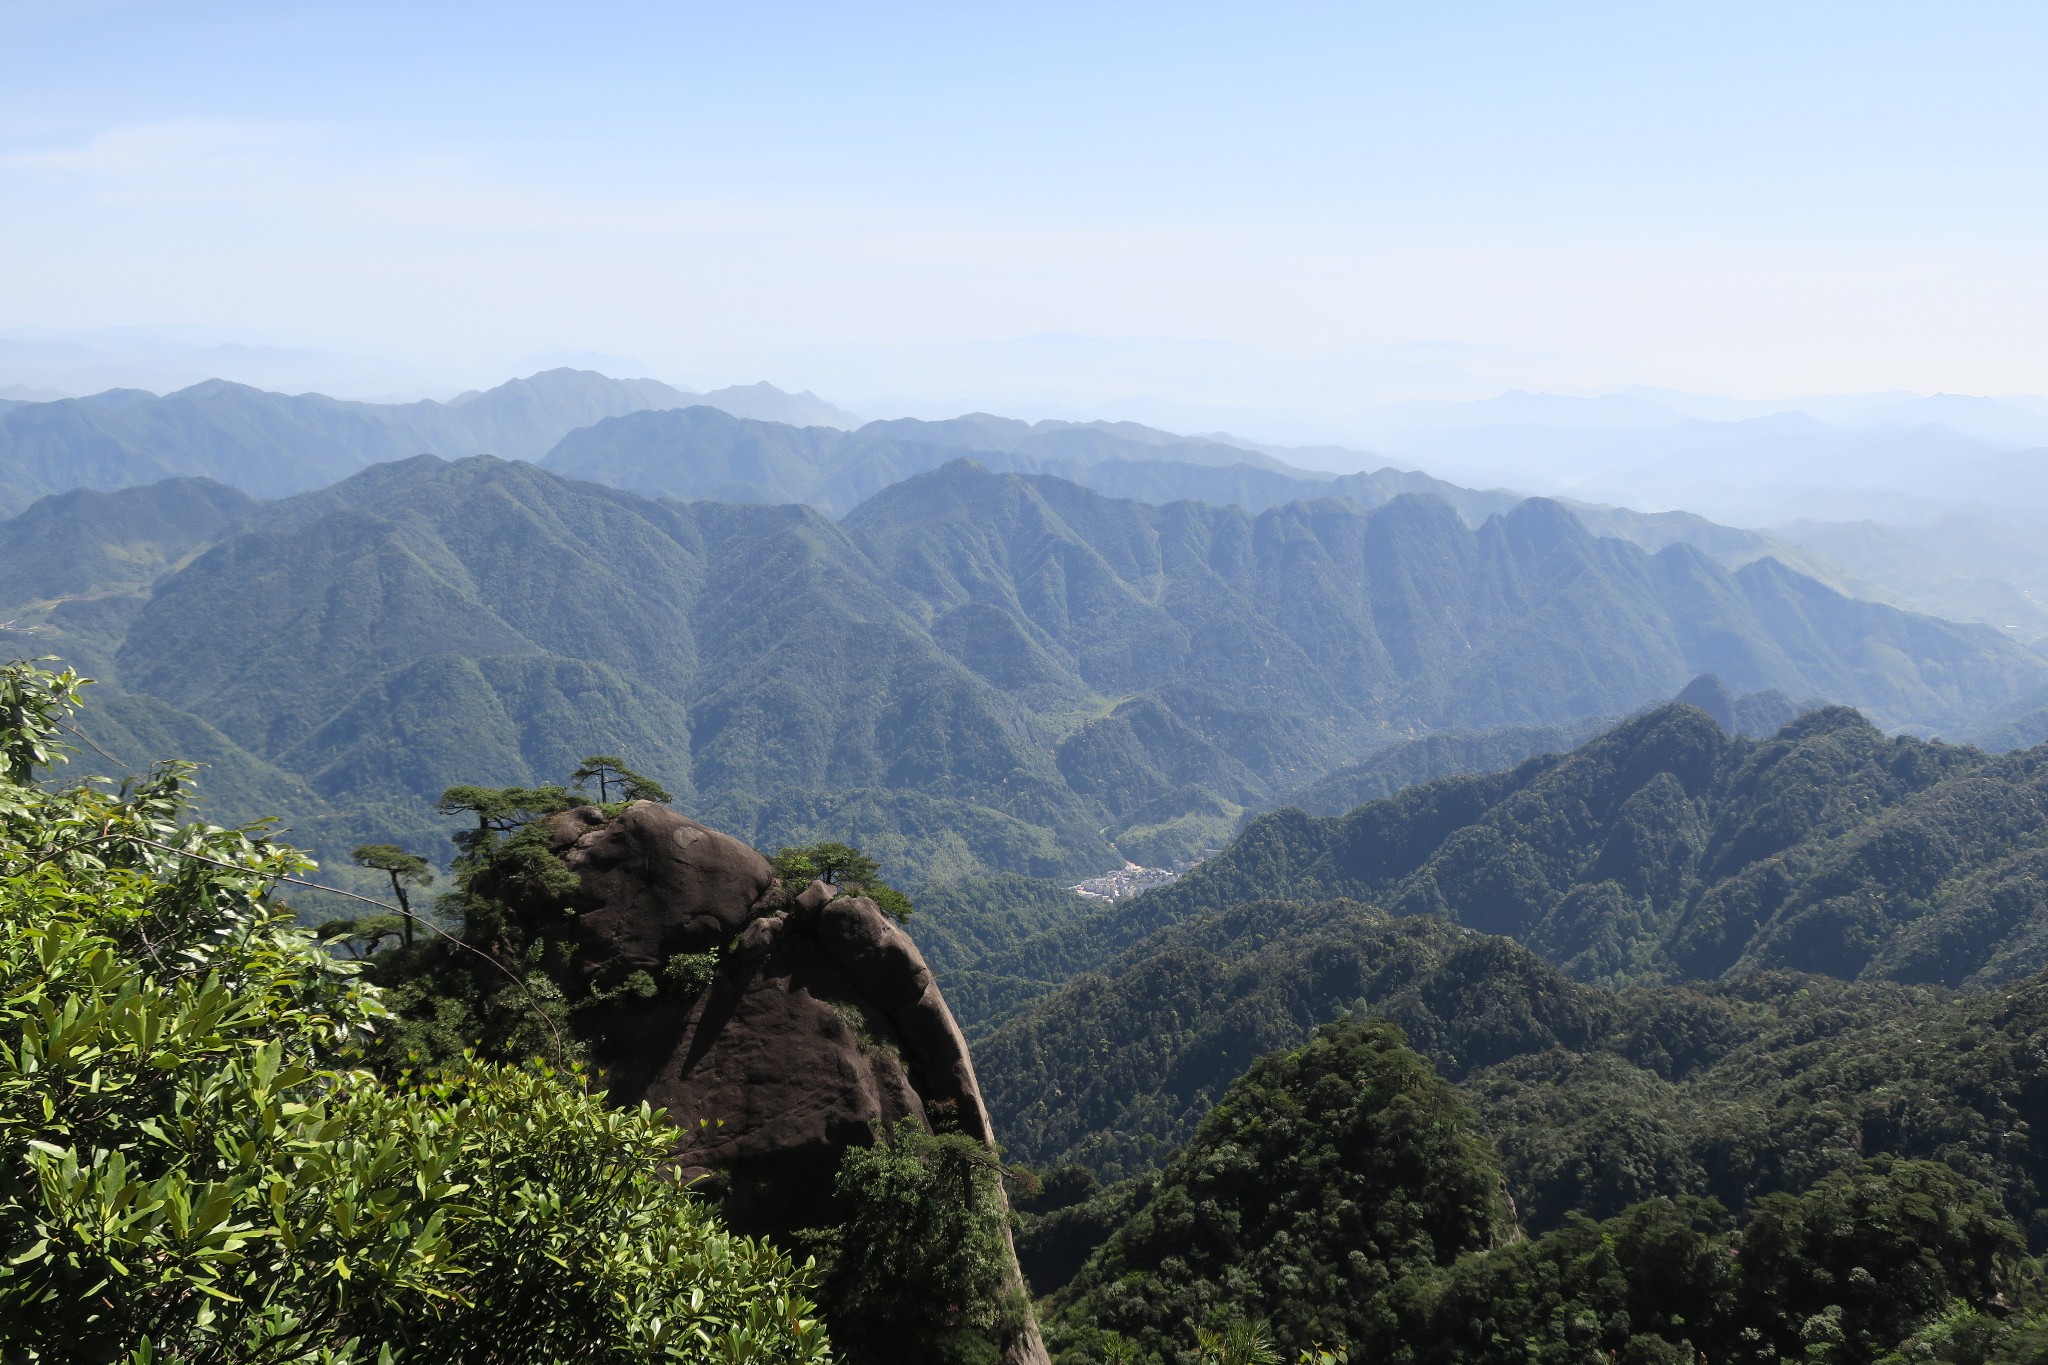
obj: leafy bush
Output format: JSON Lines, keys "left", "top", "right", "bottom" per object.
{"left": 0, "top": 660, "right": 829, "bottom": 1364}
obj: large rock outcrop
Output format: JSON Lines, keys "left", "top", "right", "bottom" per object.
{"left": 510, "top": 800, "right": 1047, "bottom": 1364}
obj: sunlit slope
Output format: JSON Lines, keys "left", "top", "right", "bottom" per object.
{"left": 28, "top": 454, "right": 2045, "bottom": 883}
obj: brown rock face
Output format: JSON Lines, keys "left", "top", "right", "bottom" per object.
{"left": 539, "top": 802, "right": 776, "bottom": 978}
{"left": 517, "top": 801, "right": 1047, "bottom": 1365}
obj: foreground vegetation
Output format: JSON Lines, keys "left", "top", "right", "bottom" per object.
{"left": 0, "top": 662, "right": 828, "bottom": 1363}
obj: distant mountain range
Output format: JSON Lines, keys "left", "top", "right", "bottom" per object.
{"left": 5, "top": 366, "right": 2045, "bottom": 652}
{"left": 539, "top": 402, "right": 2048, "bottom": 651}
{"left": 0, "top": 368, "right": 857, "bottom": 514}
{"left": 10, "top": 455, "right": 2043, "bottom": 890}
{"left": 1344, "top": 393, "right": 2048, "bottom": 524}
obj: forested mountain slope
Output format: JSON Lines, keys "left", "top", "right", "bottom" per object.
{"left": 0, "top": 476, "right": 256, "bottom": 609}
{"left": 847, "top": 461, "right": 2039, "bottom": 738}
{"left": 986, "top": 702, "right": 2048, "bottom": 995}
{"left": 1032, "top": 1007, "right": 2038, "bottom": 1365}
{"left": 974, "top": 879, "right": 2048, "bottom": 1224}
{"left": 25, "top": 456, "right": 2048, "bottom": 889}
{"left": 102, "top": 454, "right": 1115, "bottom": 877}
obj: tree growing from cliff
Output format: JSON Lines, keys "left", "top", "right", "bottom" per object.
{"left": 572, "top": 753, "right": 673, "bottom": 804}
{"left": 436, "top": 782, "right": 575, "bottom": 855}
{"left": 315, "top": 908, "right": 407, "bottom": 956}
{"left": 362, "top": 782, "right": 588, "bottom": 1073}
{"left": 774, "top": 840, "right": 915, "bottom": 922}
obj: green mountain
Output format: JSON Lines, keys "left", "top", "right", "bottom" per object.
{"left": 0, "top": 476, "right": 256, "bottom": 610}
{"left": 1044, "top": 1016, "right": 1510, "bottom": 1359}
{"left": 992, "top": 897, "right": 2048, "bottom": 1364}
{"left": 976, "top": 701, "right": 2048, "bottom": 998}
{"left": 844, "top": 462, "right": 2040, "bottom": 740}
{"left": 21, "top": 455, "right": 2048, "bottom": 893}
{"left": 976, "top": 872, "right": 2048, "bottom": 1225}
{"left": 91, "top": 456, "right": 1112, "bottom": 879}
{"left": 976, "top": 897, "right": 1585, "bottom": 1176}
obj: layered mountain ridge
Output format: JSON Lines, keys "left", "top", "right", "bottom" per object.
{"left": 14, "top": 452, "right": 2043, "bottom": 891}
{"left": 0, "top": 368, "right": 853, "bottom": 514}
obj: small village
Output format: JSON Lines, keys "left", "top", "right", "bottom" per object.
{"left": 1069, "top": 850, "right": 1221, "bottom": 900}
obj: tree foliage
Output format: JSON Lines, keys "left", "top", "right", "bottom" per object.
{"left": 1047, "top": 1018, "right": 1509, "bottom": 1362}
{"left": 350, "top": 780, "right": 595, "bottom": 1074}
{"left": 571, "top": 754, "right": 673, "bottom": 806}
{"left": 803, "top": 1118, "right": 1024, "bottom": 1365}
{"left": 1041, "top": 1012, "right": 2036, "bottom": 1365}
{"left": 1368, "top": 1160, "right": 2022, "bottom": 1365}
{"left": 350, "top": 844, "right": 433, "bottom": 948}
{"left": 773, "top": 841, "right": 915, "bottom": 923}
{"left": 0, "top": 660, "right": 829, "bottom": 1363}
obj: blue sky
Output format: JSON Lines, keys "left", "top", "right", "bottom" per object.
{"left": 3, "top": 1, "right": 2045, "bottom": 411}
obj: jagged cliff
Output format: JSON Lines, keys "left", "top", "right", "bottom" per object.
{"left": 504, "top": 800, "right": 1048, "bottom": 1365}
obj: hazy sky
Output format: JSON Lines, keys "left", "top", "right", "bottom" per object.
{"left": 4, "top": 0, "right": 2046, "bottom": 410}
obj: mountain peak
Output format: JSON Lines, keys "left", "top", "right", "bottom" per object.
{"left": 1674, "top": 673, "right": 1737, "bottom": 730}
{"left": 1497, "top": 495, "right": 1593, "bottom": 548}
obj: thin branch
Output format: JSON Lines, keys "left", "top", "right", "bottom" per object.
{"left": 53, "top": 718, "right": 120, "bottom": 765}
